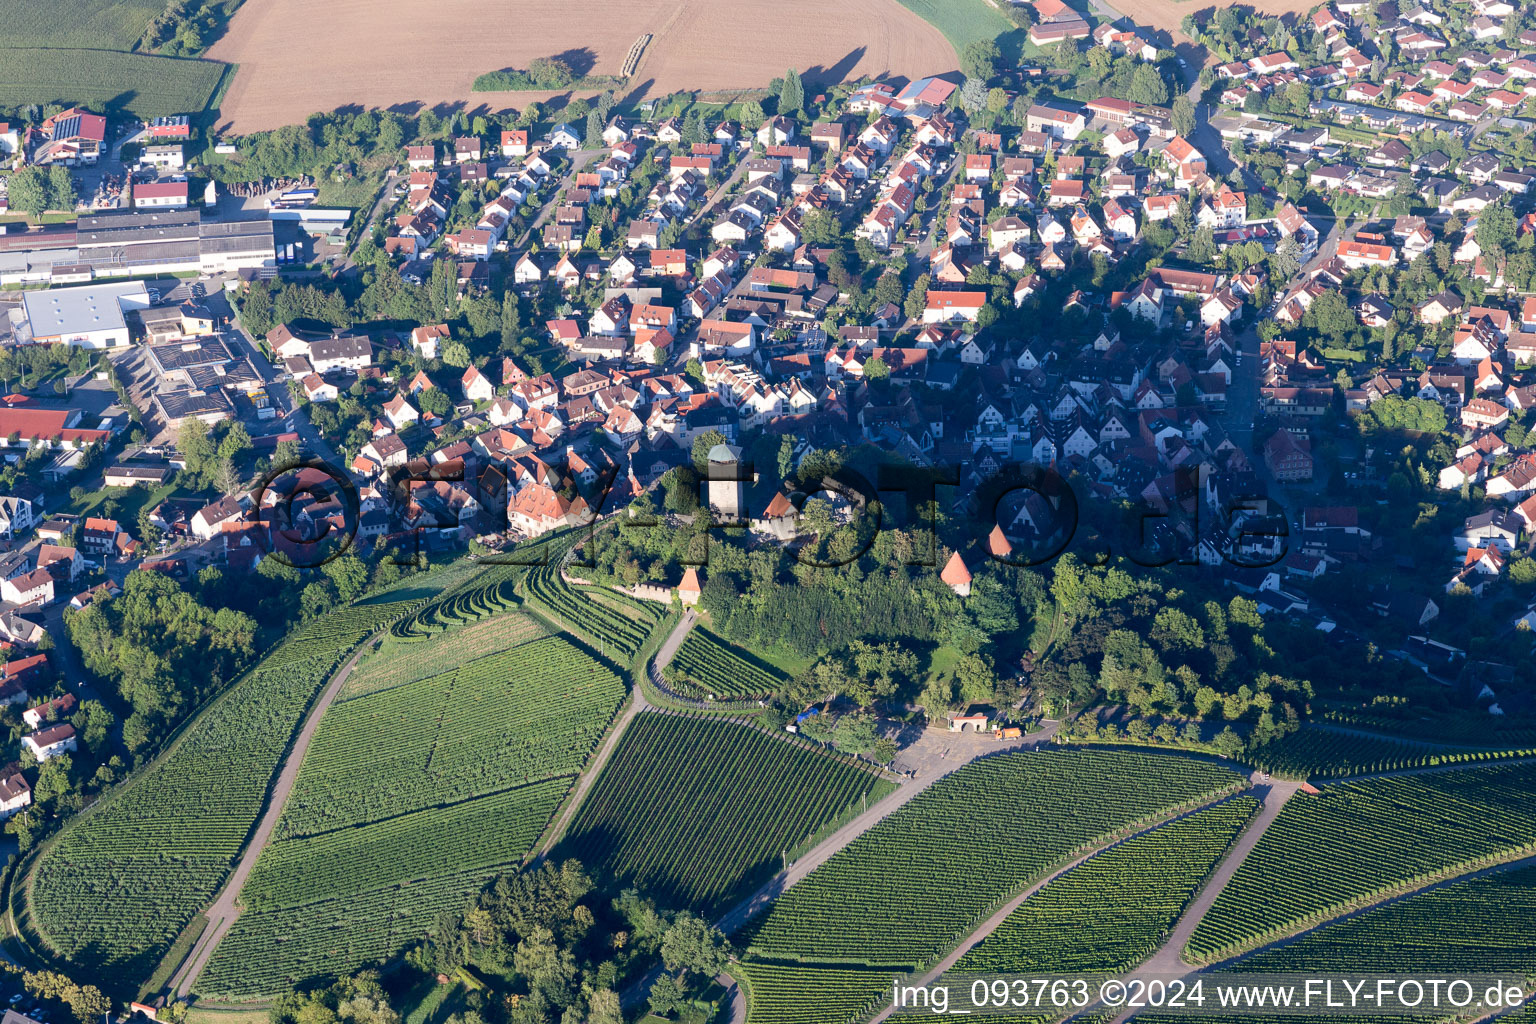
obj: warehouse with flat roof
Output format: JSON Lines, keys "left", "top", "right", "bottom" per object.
{"left": 17, "top": 280, "right": 150, "bottom": 348}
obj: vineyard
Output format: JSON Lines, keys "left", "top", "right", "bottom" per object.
{"left": 275, "top": 634, "right": 625, "bottom": 838}
{"left": 556, "top": 712, "right": 893, "bottom": 916}
{"left": 736, "top": 963, "right": 898, "bottom": 1024}
{"left": 1186, "top": 763, "right": 1536, "bottom": 962}
{"left": 21, "top": 591, "right": 430, "bottom": 990}
{"left": 190, "top": 620, "right": 627, "bottom": 996}
{"left": 198, "top": 865, "right": 508, "bottom": 998}
{"left": 386, "top": 563, "right": 523, "bottom": 642}
{"left": 1138, "top": 867, "right": 1536, "bottom": 1024}
{"left": 1244, "top": 726, "right": 1534, "bottom": 778}
{"left": 343, "top": 613, "right": 545, "bottom": 701}
{"left": 957, "top": 797, "right": 1258, "bottom": 974}
{"left": 240, "top": 778, "right": 569, "bottom": 912}
{"left": 0, "top": 48, "right": 226, "bottom": 117}
{"left": 664, "top": 628, "right": 787, "bottom": 701}
{"left": 1234, "top": 863, "right": 1536, "bottom": 975}
{"left": 524, "top": 563, "right": 665, "bottom": 661}
{"left": 740, "top": 749, "right": 1244, "bottom": 968}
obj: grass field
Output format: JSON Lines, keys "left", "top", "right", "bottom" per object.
{"left": 556, "top": 712, "right": 894, "bottom": 916}
{"left": 0, "top": 48, "right": 227, "bottom": 117}
{"left": 887, "top": 0, "right": 1013, "bottom": 57}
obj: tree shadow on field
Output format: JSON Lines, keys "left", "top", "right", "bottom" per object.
{"left": 625, "top": 77, "right": 657, "bottom": 106}
{"left": 804, "top": 46, "right": 867, "bottom": 87}
{"left": 553, "top": 47, "right": 598, "bottom": 77}
{"left": 996, "top": 28, "right": 1029, "bottom": 66}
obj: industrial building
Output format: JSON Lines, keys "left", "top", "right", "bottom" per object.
{"left": 73, "top": 210, "right": 275, "bottom": 278}
{"left": 13, "top": 280, "right": 150, "bottom": 348}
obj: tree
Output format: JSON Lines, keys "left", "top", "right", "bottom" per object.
{"left": 864, "top": 355, "right": 889, "bottom": 381}
{"left": 960, "top": 76, "right": 989, "bottom": 113}
{"left": 8, "top": 167, "right": 48, "bottom": 221}
{"left": 217, "top": 421, "right": 252, "bottom": 463}
{"left": 960, "top": 38, "right": 1002, "bottom": 82}
{"left": 660, "top": 913, "right": 729, "bottom": 980}
{"left": 1478, "top": 201, "right": 1517, "bottom": 258}
{"left": 904, "top": 274, "right": 931, "bottom": 319}
{"left": 1187, "top": 225, "right": 1216, "bottom": 265}
{"left": 1172, "top": 94, "right": 1197, "bottom": 137}
{"left": 241, "top": 283, "right": 275, "bottom": 336}
{"left": 177, "top": 418, "right": 216, "bottom": 478}
{"left": 1303, "top": 288, "right": 1355, "bottom": 342}
{"left": 47, "top": 166, "right": 77, "bottom": 212}
{"left": 1271, "top": 235, "right": 1303, "bottom": 280}
{"left": 441, "top": 339, "right": 471, "bottom": 368}
{"left": 779, "top": 68, "right": 805, "bottom": 115}
{"left": 1128, "top": 64, "right": 1170, "bottom": 106}
{"left": 322, "top": 553, "right": 370, "bottom": 603}
{"left": 777, "top": 435, "right": 795, "bottom": 481}
{"left": 691, "top": 429, "right": 728, "bottom": 471}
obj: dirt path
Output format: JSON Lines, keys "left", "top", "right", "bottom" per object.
{"left": 167, "top": 632, "right": 384, "bottom": 998}
{"left": 867, "top": 787, "right": 1255, "bottom": 1024}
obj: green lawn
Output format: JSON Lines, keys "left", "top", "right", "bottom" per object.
{"left": 66, "top": 480, "right": 201, "bottom": 532}
{"left": 887, "top": 0, "right": 1015, "bottom": 60}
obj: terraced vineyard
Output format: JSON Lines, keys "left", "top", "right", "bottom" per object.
{"left": 194, "top": 623, "right": 626, "bottom": 997}
{"left": 524, "top": 563, "right": 664, "bottom": 660}
{"left": 557, "top": 712, "right": 893, "bottom": 915}
{"left": 957, "top": 797, "right": 1258, "bottom": 974}
{"left": 1244, "top": 726, "right": 1533, "bottom": 778}
{"left": 1187, "top": 763, "right": 1536, "bottom": 962}
{"left": 21, "top": 590, "right": 433, "bottom": 991}
{"left": 342, "top": 613, "right": 545, "bottom": 701}
{"left": 664, "top": 628, "right": 787, "bottom": 700}
{"left": 741, "top": 749, "right": 1244, "bottom": 968}
{"left": 276, "top": 634, "right": 625, "bottom": 838}
{"left": 388, "top": 563, "right": 523, "bottom": 641}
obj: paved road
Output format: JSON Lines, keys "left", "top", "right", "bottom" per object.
{"left": 1137, "top": 776, "right": 1301, "bottom": 975}
{"left": 716, "top": 972, "right": 746, "bottom": 1024}
{"left": 167, "top": 630, "right": 383, "bottom": 998}
{"left": 513, "top": 149, "right": 598, "bottom": 250}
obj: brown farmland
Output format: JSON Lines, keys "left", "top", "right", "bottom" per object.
{"left": 1106, "top": 0, "right": 1319, "bottom": 42}
{"left": 207, "top": 0, "right": 957, "bottom": 133}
